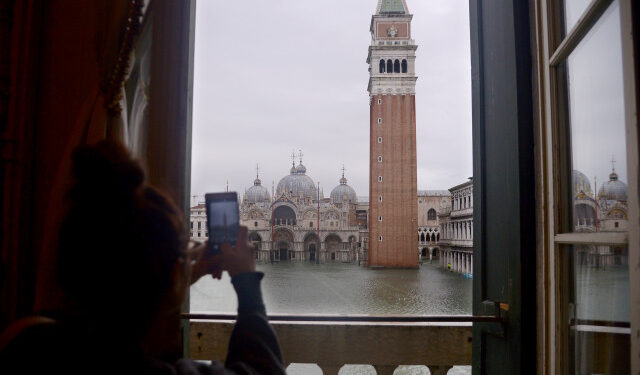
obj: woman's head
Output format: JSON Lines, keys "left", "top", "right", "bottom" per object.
{"left": 57, "top": 141, "right": 189, "bottom": 333}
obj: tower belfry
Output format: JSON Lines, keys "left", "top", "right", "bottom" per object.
{"left": 367, "top": 0, "right": 418, "bottom": 268}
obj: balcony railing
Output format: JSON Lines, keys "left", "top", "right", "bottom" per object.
{"left": 187, "top": 314, "right": 480, "bottom": 375}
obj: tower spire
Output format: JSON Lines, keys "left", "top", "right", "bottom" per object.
{"left": 298, "top": 149, "right": 304, "bottom": 165}
{"left": 291, "top": 151, "right": 296, "bottom": 167}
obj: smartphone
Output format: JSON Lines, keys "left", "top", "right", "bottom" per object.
{"left": 205, "top": 192, "right": 239, "bottom": 254}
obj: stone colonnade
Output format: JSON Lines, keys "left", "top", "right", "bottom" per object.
{"left": 440, "top": 250, "right": 473, "bottom": 275}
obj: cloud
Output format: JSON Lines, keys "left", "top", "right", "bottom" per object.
{"left": 192, "top": 0, "right": 472, "bottom": 198}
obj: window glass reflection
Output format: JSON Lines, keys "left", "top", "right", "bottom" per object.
{"left": 567, "top": 0, "right": 626, "bottom": 236}
{"left": 563, "top": 1, "right": 630, "bottom": 373}
{"left": 563, "top": 0, "right": 592, "bottom": 33}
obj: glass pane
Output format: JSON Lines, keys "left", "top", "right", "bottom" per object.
{"left": 562, "top": 1, "right": 631, "bottom": 373}
{"left": 570, "top": 245, "right": 630, "bottom": 374}
{"left": 564, "top": 0, "right": 592, "bottom": 34}
{"left": 567, "top": 0, "right": 627, "bottom": 235}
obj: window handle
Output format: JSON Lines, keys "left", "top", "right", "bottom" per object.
{"left": 478, "top": 300, "right": 506, "bottom": 338}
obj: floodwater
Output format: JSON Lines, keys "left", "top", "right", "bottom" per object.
{"left": 191, "top": 262, "right": 472, "bottom": 375}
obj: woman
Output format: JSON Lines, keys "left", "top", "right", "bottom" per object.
{"left": 0, "top": 141, "right": 285, "bottom": 374}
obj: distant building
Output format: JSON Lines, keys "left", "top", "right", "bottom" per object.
{"left": 439, "top": 178, "right": 474, "bottom": 276}
{"left": 367, "top": 0, "right": 419, "bottom": 268}
{"left": 573, "top": 168, "right": 629, "bottom": 267}
{"left": 417, "top": 190, "right": 451, "bottom": 261}
{"left": 188, "top": 157, "right": 362, "bottom": 263}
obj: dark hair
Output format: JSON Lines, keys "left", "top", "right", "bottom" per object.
{"left": 56, "top": 141, "right": 188, "bottom": 334}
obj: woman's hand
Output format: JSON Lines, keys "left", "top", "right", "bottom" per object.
{"left": 217, "top": 226, "right": 256, "bottom": 277}
{"left": 187, "top": 226, "right": 255, "bottom": 284}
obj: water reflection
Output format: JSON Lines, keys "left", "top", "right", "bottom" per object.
{"left": 191, "top": 263, "right": 472, "bottom": 374}
{"left": 191, "top": 262, "right": 472, "bottom": 315}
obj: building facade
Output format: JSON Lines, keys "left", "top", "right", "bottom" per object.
{"left": 573, "top": 168, "right": 629, "bottom": 267}
{"left": 367, "top": 0, "right": 418, "bottom": 268}
{"left": 418, "top": 190, "right": 451, "bottom": 261}
{"left": 438, "top": 178, "right": 473, "bottom": 276}
{"left": 190, "top": 159, "right": 362, "bottom": 263}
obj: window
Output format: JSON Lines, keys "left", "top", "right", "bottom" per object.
{"left": 378, "top": 137, "right": 382, "bottom": 143}
{"left": 393, "top": 59, "right": 400, "bottom": 73}
{"left": 190, "top": 221, "right": 193, "bottom": 229}
{"left": 198, "top": 221, "right": 201, "bottom": 229}
{"left": 530, "top": 0, "right": 638, "bottom": 372}
{"left": 378, "top": 195, "right": 382, "bottom": 202}
{"left": 378, "top": 216, "right": 382, "bottom": 222}
{"left": 386, "top": 59, "right": 392, "bottom": 73}
{"left": 378, "top": 236, "right": 383, "bottom": 242}
{"left": 377, "top": 176, "right": 382, "bottom": 182}
{"left": 401, "top": 59, "right": 407, "bottom": 73}
{"left": 379, "top": 59, "right": 385, "bottom": 73}
{"left": 427, "top": 208, "right": 436, "bottom": 221}
{"left": 377, "top": 117, "right": 382, "bottom": 124}
{"left": 377, "top": 98, "right": 382, "bottom": 105}
{"left": 254, "top": 221, "right": 258, "bottom": 227}
{"left": 309, "top": 221, "right": 313, "bottom": 228}
{"left": 378, "top": 156, "right": 382, "bottom": 162}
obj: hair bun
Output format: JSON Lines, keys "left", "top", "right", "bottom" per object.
{"left": 70, "top": 141, "right": 145, "bottom": 202}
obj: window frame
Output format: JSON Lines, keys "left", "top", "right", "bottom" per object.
{"left": 531, "top": 0, "right": 639, "bottom": 373}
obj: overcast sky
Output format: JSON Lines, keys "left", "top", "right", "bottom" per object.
{"left": 191, "top": 0, "right": 469, "bottom": 200}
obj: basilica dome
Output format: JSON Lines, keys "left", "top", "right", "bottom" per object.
{"left": 572, "top": 170, "right": 592, "bottom": 196}
{"left": 598, "top": 170, "right": 627, "bottom": 201}
{"left": 244, "top": 177, "right": 270, "bottom": 203}
{"left": 330, "top": 175, "right": 357, "bottom": 204}
{"left": 276, "top": 162, "right": 318, "bottom": 199}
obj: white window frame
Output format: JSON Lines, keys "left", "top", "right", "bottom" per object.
{"left": 378, "top": 176, "right": 383, "bottom": 182}
{"left": 378, "top": 137, "right": 382, "bottom": 143}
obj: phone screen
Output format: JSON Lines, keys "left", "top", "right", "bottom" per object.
{"left": 205, "top": 192, "right": 239, "bottom": 254}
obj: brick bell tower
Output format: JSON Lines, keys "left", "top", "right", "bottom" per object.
{"left": 367, "top": 0, "right": 418, "bottom": 268}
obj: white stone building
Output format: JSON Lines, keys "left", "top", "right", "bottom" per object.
{"left": 438, "top": 178, "right": 474, "bottom": 276}
{"left": 573, "top": 167, "right": 629, "bottom": 267}
{"left": 417, "top": 190, "right": 451, "bottom": 261}
{"left": 189, "top": 156, "right": 362, "bottom": 263}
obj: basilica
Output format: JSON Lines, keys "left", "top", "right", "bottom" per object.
{"left": 238, "top": 157, "right": 361, "bottom": 263}
{"left": 572, "top": 166, "right": 629, "bottom": 267}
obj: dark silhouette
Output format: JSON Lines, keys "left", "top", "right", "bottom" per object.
{"left": 0, "top": 141, "right": 285, "bottom": 375}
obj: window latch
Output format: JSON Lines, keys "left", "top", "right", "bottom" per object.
{"left": 478, "top": 300, "right": 507, "bottom": 338}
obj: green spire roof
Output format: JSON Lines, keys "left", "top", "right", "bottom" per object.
{"left": 378, "top": 0, "right": 407, "bottom": 14}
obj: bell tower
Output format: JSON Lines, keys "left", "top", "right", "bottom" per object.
{"left": 367, "top": 0, "right": 418, "bottom": 268}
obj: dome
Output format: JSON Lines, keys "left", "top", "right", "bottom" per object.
{"left": 244, "top": 177, "right": 270, "bottom": 203}
{"left": 276, "top": 163, "right": 317, "bottom": 199}
{"left": 572, "top": 170, "right": 592, "bottom": 196}
{"left": 330, "top": 174, "right": 357, "bottom": 203}
{"left": 296, "top": 163, "right": 307, "bottom": 174}
{"left": 598, "top": 170, "right": 627, "bottom": 201}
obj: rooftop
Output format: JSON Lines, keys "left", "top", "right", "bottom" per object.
{"left": 418, "top": 190, "right": 451, "bottom": 197}
{"left": 377, "top": 0, "right": 408, "bottom": 14}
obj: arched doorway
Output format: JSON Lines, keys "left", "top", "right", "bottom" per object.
{"left": 421, "top": 247, "right": 428, "bottom": 257}
{"left": 304, "top": 232, "right": 319, "bottom": 262}
{"left": 325, "top": 233, "right": 341, "bottom": 261}
{"left": 249, "top": 232, "right": 262, "bottom": 259}
{"left": 273, "top": 228, "right": 294, "bottom": 261}
{"left": 273, "top": 205, "right": 296, "bottom": 226}
{"left": 432, "top": 247, "right": 439, "bottom": 259}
